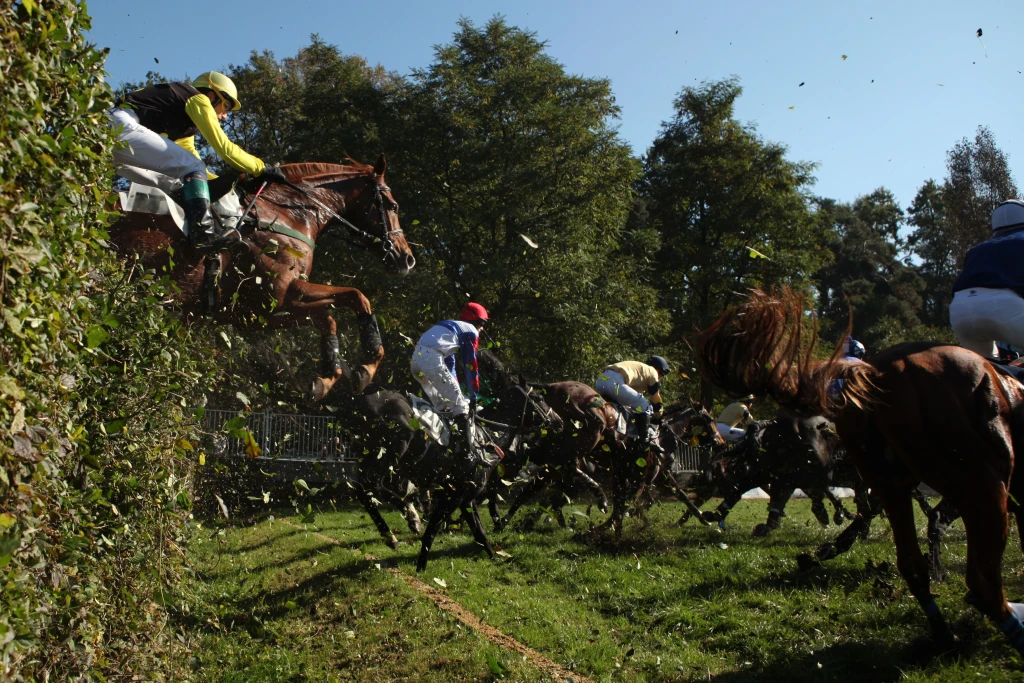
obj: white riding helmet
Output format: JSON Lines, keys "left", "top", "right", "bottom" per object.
{"left": 992, "top": 199, "right": 1024, "bottom": 232}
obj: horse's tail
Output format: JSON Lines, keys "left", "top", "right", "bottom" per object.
{"left": 695, "top": 287, "right": 878, "bottom": 416}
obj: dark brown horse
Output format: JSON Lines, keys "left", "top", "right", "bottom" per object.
{"left": 501, "top": 383, "right": 720, "bottom": 538}
{"left": 107, "top": 156, "right": 414, "bottom": 397}
{"left": 697, "top": 287, "right": 1024, "bottom": 656}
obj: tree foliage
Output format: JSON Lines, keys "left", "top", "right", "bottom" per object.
{"left": 942, "top": 126, "right": 1019, "bottom": 268}
{"left": 639, "top": 78, "right": 829, "bottom": 400}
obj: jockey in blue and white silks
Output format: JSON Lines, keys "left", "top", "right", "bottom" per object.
{"left": 412, "top": 302, "right": 487, "bottom": 409}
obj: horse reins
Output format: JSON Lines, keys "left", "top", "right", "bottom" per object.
{"left": 260, "top": 177, "right": 405, "bottom": 262}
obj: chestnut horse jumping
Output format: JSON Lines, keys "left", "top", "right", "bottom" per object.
{"left": 696, "top": 287, "right": 1024, "bottom": 657}
{"left": 107, "top": 156, "right": 414, "bottom": 397}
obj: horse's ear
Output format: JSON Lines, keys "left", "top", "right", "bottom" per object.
{"left": 374, "top": 153, "right": 387, "bottom": 178}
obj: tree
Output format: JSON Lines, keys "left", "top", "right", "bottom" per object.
{"left": 905, "top": 180, "right": 956, "bottom": 328}
{"left": 639, "top": 77, "right": 830, "bottom": 403}
{"left": 222, "top": 35, "right": 400, "bottom": 167}
{"left": 376, "top": 18, "right": 668, "bottom": 382}
{"left": 813, "top": 189, "right": 932, "bottom": 350}
{"left": 943, "top": 126, "right": 1018, "bottom": 267}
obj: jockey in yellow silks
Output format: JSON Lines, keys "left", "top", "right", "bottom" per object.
{"left": 109, "top": 71, "right": 285, "bottom": 246}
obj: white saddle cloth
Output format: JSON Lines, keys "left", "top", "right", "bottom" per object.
{"left": 119, "top": 181, "right": 245, "bottom": 237}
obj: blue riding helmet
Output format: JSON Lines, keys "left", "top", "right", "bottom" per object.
{"left": 847, "top": 339, "right": 866, "bottom": 359}
{"left": 645, "top": 355, "right": 670, "bottom": 376}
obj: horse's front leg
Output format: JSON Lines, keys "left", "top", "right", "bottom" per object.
{"left": 285, "top": 280, "right": 383, "bottom": 397}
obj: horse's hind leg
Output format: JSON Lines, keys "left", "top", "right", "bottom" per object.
{"left": 753, "top": 482, "right": 795, "bottom": 537}
{"left": 874, "top": 483, "right": 957, "bottom": 650}
{"left": 353, "top": 484, "right": 400, "bottom": 550}
{"left": 465, "top": 499, "right": 495, "bottom": 558}
{"left": 816, "top": 484, "right": 881, "bottom": 561}
{"left": 956, "top": 480, "right": 1020, "bottom": 652}
{"left": 810, "top": 490, "right": 830, "bottom": 527}
{"left": 416, "top": 488, "right": 456, "bottom": 572}
{"left": 923, "top": 497, "right": 959, "bottom": 583}
{"left": 824, "top": 487, "right": 853, "bottom": 524}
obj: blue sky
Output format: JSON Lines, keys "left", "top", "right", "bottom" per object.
{"left": 86, "top": 0, "right": 1022, "bottom": 210}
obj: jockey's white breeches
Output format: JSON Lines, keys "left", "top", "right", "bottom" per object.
{"left": 716, "top": 423, "right": 747, "bottom": 443}
{"left": 410, "top": 345, "right": 469, "bottom": 416}
{"left": 595, "top": 370, "right": 651, "bottom": 414}
{"left": 108, "top": 108, "right": 206, "bottom": 190}
{"left": 949, "top": 287, "right": 1024, "bottom": 359}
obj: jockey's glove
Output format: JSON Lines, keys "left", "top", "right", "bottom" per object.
{"left": 260, "top": 165, "right": 288, "bottom": 184}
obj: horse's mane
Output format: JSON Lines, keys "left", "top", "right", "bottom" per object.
{"left": 244, "top": 159, "right": 377, "bottom": 209}
{"left": 280, "top": 160, "right": 376, "bottom": 185}
{"left": 696, "top": 287, "right": 878, "bottom": 415}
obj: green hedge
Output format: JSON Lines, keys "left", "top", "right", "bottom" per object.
{"left": 0, "top": 1, "right": 210, "bottom": 679}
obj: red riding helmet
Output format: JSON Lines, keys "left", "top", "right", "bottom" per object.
{"left": 459, "top": 302, "right": 489, "bottom": 323}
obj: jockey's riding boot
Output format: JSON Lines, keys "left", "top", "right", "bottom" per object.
{"left": 633, "top": 411, "right": 652, "bottom": 455}
{"left": 183, "top": 172, "right": 216, "bottom": 249}
{"left": 455, "top": 413, "right": 475, "bottom": 458}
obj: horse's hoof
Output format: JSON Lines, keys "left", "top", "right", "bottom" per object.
{"left": 387, "top": 535, "right": 400, "bottom": 550}
{"left": 815, "top": 542, "right": 837, "bottom": 561}
{"left": 752, "top": 523, "right": 770, "bottom": 538}
{"left": 931, "top": 629, "right": 958, "bottom": 653}
{"left": 796, "top": 553, "right": 821, "bottom": 572}
{"left": 350, "top": 366, "right": 373, "bottom": 394}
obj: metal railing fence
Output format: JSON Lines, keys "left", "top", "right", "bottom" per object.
{"left": 202, "top": 408, "right": 350, "bottom": 462}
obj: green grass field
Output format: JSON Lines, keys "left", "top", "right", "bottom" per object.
{"left": 183, "top": 497, "right": 1024, "bottom": 682}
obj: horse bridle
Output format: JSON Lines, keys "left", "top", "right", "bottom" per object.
{"left": 276, "top": 177, "right": 405, "bottom": 263}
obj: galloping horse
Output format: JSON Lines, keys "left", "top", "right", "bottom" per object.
{"left": 697, "top": 287, "right": 1024, "bottom": 657}
{"left": 107, "top": 156, "right": 414, "bottom": 397}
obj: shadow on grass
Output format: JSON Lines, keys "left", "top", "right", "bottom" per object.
{"left": 711, "top": 637, "right": 937, "bottom": 682}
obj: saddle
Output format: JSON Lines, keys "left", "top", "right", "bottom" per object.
{"left": 607, "top": 403, "right": 660, "bottom": 443}
{"left": 405, "top": 395, "right": 500, "bottom": 466}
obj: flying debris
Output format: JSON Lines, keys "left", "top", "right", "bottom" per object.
{"left": 841, "top": 54, "right": 848, "bottom": 61}
{"left": 977, "top": 28, "right": 983, "bottom": 37}
{"left": 976, "top": 28, "right": 988, "bottom": 57}
{"left": 154, "top": 57, "right": 159, "bottom": 63}
{"left": 799, "top": 82, "right": 805, "bottom": 87}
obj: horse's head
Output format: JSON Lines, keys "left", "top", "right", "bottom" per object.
{"left": 271, "top": 156, "right": 416, "bottom": 276}
{"left": 662, "top": 401, "right": 726, "bottom": 448}
{"left": 492, "top": 382, "right": 562, "bottom": 435}
{"left": 359, "top": 154, "right": 415, "bottom": 276}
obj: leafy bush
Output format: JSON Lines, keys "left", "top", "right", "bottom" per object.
{"left": 0, "top": 1, "right": 210, "bottom": 679}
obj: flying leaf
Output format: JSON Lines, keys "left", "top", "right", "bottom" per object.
{"left": 235, "top": 391, "right": 250, "bottom": 407}
{"left": 293, "top": 478, "right": 310, "bottom": 492}
{"left": 433, "top": 577, "right": 447, "bottom": 588}
{"left": 198, "top": 452, "right": 206, "bottom": 466}
{"left": 519, "top": 233, "right": 539, "bottom": 248}
{"left": 215, "top": 494, "right": 229, "bottom": 519}
{"left": 635, "top": 457, "right": 647, "bottom": 467}
{"left": 788, "top": 106, "right": 795, "bottom": 110}
{"left": 746, "top": 246, "right": 772, "bottom": 260}
{"left": 283, "top": 245, "right": 306, "bottom": 259}
{"left": 841, "top": 54, "right": 848, "bottom": 61}
{"left": 241, "top": 429, "right": 262, "bottom": 459}
{"left": 494, "top": 549, "right": 512, "bottom": 558}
